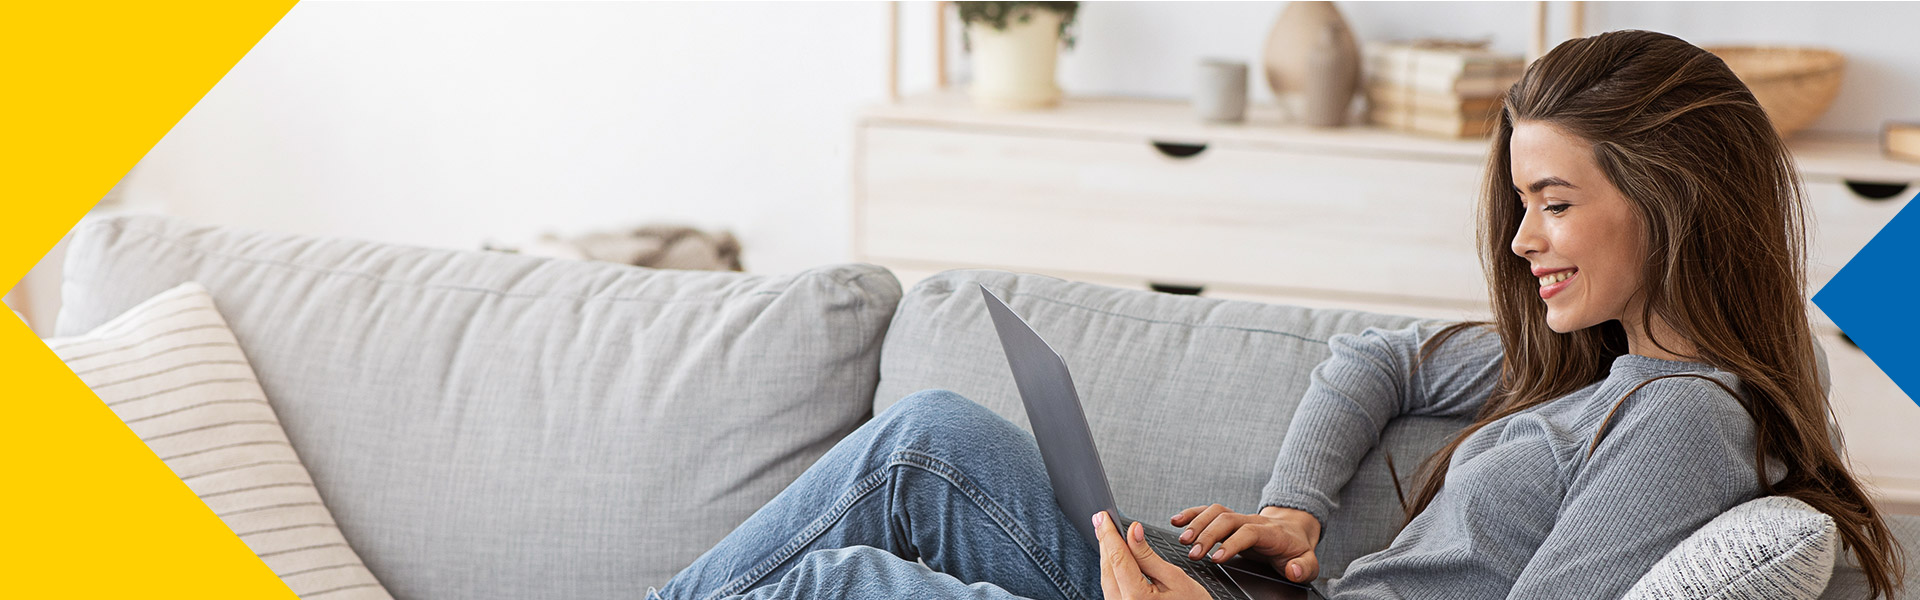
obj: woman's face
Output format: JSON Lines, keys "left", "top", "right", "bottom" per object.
{"left": 1508, "top": 119, "right": 1648, "bottom": 333}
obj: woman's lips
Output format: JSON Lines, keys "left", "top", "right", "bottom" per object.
{"left": 1539, "top": 269, "right": 1577, "bottom": 300}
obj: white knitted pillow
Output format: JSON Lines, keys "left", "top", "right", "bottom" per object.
{"left": 1625, "top": 495, "right": 1836, "bottom": 600}
{"left": 46, "top": 282, "right": 394, "bottom": 599}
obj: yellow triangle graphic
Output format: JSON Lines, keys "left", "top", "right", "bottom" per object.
{"left": 2, "top": 1, "right": 302, "bottom": 597}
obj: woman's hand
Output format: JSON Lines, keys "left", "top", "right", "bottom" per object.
{"left": 1093, "top": 510, "right": 1209, "bottom": 600}
{"left": 1170, "top": 504, "right": 1322, "bottom": 583}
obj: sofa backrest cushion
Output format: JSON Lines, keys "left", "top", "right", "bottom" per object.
{"left": 56, "top": 215, "right": 902, "bottom": 599}
{"left": 872, "top": 270, "right": 1467, "bottom": 580}
{"left": 1817, "top": 513, "right": 1920, "bottom": 600}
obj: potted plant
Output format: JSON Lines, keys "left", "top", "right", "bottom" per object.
{"left": 959, "top": 1, "right": 1078, "bottom": 110}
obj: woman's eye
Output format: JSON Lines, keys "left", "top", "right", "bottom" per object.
{"left": 1545, "top": 203, "right": 1570, "bottom": 215}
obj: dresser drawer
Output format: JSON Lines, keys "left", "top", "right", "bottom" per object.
{"left": 1818, "top": 332, "right": 1920, "bottom": 514}
{"left": 858, "top": 124, "right": 1492, "bottom": 308}
{"left": 1805, "top": 179, "right": 1913, "bottom": 332}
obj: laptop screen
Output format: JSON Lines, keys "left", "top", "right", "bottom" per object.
{"left": 978, "top": 284, "right": 1123, "bottom": 548}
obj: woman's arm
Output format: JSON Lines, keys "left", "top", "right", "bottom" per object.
{"left": 1504, "top": 376, "right": 1762, "bottom": 599}
{"left": 1176, "top": 321, "right": 1503, "bottom": 583}
{"left": 1258, "top": 321, "right": 1504, "bottom": 528}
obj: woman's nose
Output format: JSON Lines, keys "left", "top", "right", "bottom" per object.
{"left": 1511, "top": 208, "right": 1544, "bottom": 258}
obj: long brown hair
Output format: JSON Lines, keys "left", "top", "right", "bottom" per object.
{"left": 1403, "top": 30, "right": 1903, "bottom": 597}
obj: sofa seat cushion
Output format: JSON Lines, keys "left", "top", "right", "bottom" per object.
{"left": 872, "top": 269, "right": 1460, "bottom": 581}
{"left": 1817, "top": 512, "right": 1920, "bottom": 600}
{"left": 56, "top": 215, "right": 902, "bottom": 599}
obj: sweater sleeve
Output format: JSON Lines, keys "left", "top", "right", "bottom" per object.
{"left": 1258, "top": 321, "right": 1503, "bottom": 527}
{"left": 1504, "top": 375, "right": 1762, "bottom": 599}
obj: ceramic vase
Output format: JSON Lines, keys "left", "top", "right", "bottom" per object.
{"left": 1262, "top": 1, "right": 1360, "bottom": 123}
{"left": 1302, "top": 22, "right": 1361, "bottom": 127}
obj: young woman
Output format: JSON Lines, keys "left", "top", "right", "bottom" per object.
{"left": 651, "top": 29, "right": 1903, "bottom": 600}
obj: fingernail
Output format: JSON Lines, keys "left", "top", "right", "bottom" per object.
{"left": 1288, "top": 563, "right": 1302, "bottom": 579}
{"left": 1130, "top": 522, "right": 1144, "bottom": 542}
{"left": 1092, "top": 512, "right": 1104, "bottom": 528}
{"left": 1180, "top": 529, "right": 1194, "bottom": 543}
{"left": 1189, "top": 544, "right": 1202, "bottom": 558}
{"left": 1211, "top": 550, "right": 1225, "bottom": 561}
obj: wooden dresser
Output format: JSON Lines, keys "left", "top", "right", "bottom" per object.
{"left": 852, "top": 90, "right": 1920, "bottom": 513}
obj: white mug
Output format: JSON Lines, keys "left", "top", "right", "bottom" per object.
{"left": 1195, "top": 58, "right": 1249, "bottom": 123}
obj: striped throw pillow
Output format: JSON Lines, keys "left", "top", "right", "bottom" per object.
{"left": 46, "top": 282, "right": 393, "bottom": 599}
{"left": 1624, "top": 495, "right": 1836, "bottom": 600}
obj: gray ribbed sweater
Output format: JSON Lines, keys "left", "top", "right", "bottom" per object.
{"left": 1259, "top": 322, "right": 1770, "bottom": 599}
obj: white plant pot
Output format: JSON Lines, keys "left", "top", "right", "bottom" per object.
{"left": 966, "top": 9, "right": 1064, "bottom": 111}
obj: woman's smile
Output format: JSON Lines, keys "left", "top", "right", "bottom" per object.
{"left": 1534, "top": 266, "right": 1578, "bottom": 300}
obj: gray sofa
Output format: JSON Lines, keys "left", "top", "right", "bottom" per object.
{"left": 55, "top": 215, "right": 1915, "bottom": 599}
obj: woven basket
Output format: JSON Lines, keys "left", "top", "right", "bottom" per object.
{"left": 1705, "top": 46, "right": 1845, "bottom": 138}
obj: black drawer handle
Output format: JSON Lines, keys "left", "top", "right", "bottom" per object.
{"left": 1149, "top": 282, "right": 1205, "bottom": 296}
{"left": 1843, "top": 179, "right": 1911, "bottom": 201}
{"left": 1151, "top": 141, "right": 1208, "bottom": 159}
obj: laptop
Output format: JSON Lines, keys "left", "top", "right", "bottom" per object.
{"left": 976, "top": 283, "right": 1311, "bottom": 600}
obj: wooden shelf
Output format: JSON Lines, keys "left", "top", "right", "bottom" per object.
{"left": 865, "top": 91, "right": 1920, "bottom": 184}
{"left": 1783, "top": 133, "right": 1920, "bottom": 184}
{"left": 863, "top": 91, "right": 1494, "bottom": 164}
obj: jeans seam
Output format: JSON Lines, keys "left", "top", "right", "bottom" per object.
{"left": 704, "top": 466, "right": 896, "bottom": 600}
{"left": 892, "top": 449, "right": 1092, "bottom": 600}
{"left": 700, "top": 449, "right": 1092, "bottom": 600}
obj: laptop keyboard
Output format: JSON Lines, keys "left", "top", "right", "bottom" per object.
{"left": 1138, "top": 523, "right": 1253, "bottom": 600}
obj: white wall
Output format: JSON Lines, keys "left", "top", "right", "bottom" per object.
{"left": 15, "top": 1, "right": 1919, "bottom": 333}
{"left": 125, "top": 1, "right": 890, "bottom": 276}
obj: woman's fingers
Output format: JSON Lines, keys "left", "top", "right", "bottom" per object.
{"left": 1285, "top": 549, "right": 1322, "bottom": 583}
{"left": 1170, "top": 505, "right": 1208, "bottom": 527}
{"left": 1127, "top": 521, "right": 1185, "bottom": 588}
{"left": 1094, "top": 512, "right": 1121, "bottom": 600}
{"left": 1179, "top": 504, "right": 1230, "bottom": 549}
{"left": 1098, "top": 553, "right": 1120, "bottom": 600}
{"left": 1190, "top": 509, "right": 1246, "bottom": 559}
{"left": 1169, "top": 504, "right": 1325, "bottom": 588}
{"left": 1209, "top": 526, "right": 1268, "bottom": 563}
{"left": 1093, "top": 511, "right": 1145, "bottom": 599}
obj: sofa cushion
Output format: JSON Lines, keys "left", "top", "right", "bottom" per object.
{"left": 1625, "top": 495, "right": 1836, "bottom": 600}
{"left": 56, "top": 215, "right": 902, "bottom": 599}
{"left": 47, "top": 282, "right": 393, "bottom": 599}
{"left": 872, "top": 269, "right": 1463, "bottom": 581}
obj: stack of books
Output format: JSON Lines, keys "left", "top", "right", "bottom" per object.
{"left": 1363, "top": 39, "right": 1524, "bottom": 139}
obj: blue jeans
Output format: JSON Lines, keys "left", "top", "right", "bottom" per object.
{"left": 650, "top": 389, "right": 1104, "bottom": 600}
